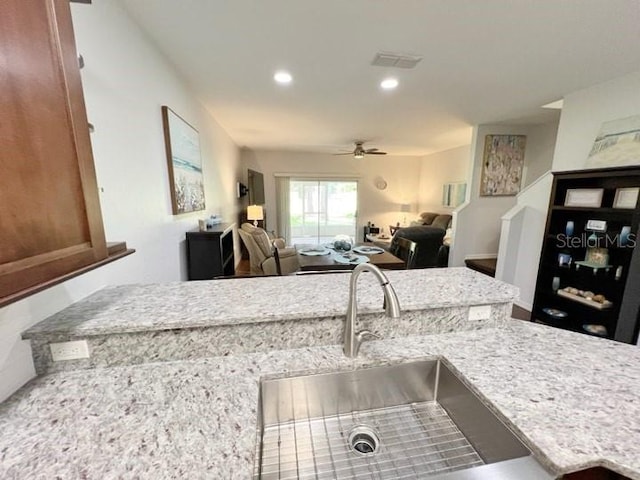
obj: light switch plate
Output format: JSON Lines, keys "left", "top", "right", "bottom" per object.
{"left": 50, "top": 340, "right": 90, "bottom": 361}
{"left": 468, "top": 305, "right": 492, "bottom": 321}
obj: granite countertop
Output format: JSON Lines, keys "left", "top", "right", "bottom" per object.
{"left": 2, "top": 320, "right": 640, "bottom": 479}
{"left": 22, "top": 268, "right": 517, "bottom": 338}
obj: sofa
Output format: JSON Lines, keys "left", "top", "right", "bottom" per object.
{"left": 389, "top": 212, "right": 452, "bottom": 268}
{"left": 409, "top": 211, "right": 452, "bottom": 230}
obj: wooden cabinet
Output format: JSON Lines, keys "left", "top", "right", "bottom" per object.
{"left": 0, "top": 0, "right": 108, "bottom": 303}
{"left": 532, "top": 167, "right": 640, "bottom": 344}
{"left": 186, "top": 224, "right": 235, "bottom": 280}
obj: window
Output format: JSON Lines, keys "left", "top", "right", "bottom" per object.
{"left": 287, "top": 179, "right": 358, "bottom": 244}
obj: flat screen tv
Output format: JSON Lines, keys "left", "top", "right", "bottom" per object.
{"left": 248, "top": 169, "right": 265, "bottom": 205}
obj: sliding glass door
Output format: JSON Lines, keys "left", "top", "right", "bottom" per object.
{"left": 289, "top": 179, "right": 357, "bottom": 244}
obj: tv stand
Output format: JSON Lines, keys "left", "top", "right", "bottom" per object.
{"left": 186, "top": 223, "right": 235, "bottom": 279}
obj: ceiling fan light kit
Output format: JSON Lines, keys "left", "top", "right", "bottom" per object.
{"left": 335, "top": 141, "right": 388, "bottom": 159}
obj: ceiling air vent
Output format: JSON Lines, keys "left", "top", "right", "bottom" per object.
{"left": 372, "top": 52, "right": 422, "bottom": 69}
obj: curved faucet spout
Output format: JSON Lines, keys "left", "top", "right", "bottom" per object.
{"left": 343, "top": 263, "right": 401, "bottom": 358}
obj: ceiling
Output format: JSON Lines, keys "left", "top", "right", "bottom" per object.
{"left": 119, "top": 0, "right": 640, "bottom": 156}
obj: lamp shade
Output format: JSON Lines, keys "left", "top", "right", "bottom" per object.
{"left": 247, "top": 204, "right": 264, "bottom": 221}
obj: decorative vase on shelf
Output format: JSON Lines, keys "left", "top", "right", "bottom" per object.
{"left": 565, "top": 221, "right": 574, "bottom": 237}
{"left": 620, "top": 226, "right": 631, "bottom": 246}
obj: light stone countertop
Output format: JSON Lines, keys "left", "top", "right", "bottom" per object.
{"left": 22, "top": 268, "right": 517, "bottom": 338}
{"left": 2, "top": 320, "right": 640, "bottom": 479}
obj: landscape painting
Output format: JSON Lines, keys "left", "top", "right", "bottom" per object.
{"left": 480, "top": 134, "right": 526, "bottom": 196}
{"left": 162, "top": 106, "right": 205, "bottom": 214}
{"left": 586, "top": 114, "right": 640, "bottom": 168}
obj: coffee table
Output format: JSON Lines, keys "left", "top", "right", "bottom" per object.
{"left": 297, "top": 243, "right": 404, "bottom": 271}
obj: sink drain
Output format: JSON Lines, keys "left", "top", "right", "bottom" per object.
{"left": 348, "top": 426, "right": 380, "bottom": 456}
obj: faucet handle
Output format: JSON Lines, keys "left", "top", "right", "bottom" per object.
{"left": 356, "top": 330, "right": 381, "bottom": 342}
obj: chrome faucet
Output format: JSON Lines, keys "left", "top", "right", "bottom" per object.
{"left": 344, "top": 263, "right": 401, "bottom": 358}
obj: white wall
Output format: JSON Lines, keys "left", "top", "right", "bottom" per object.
{"left": 241, "top": 149, "right": 423, "bottom": 237}
{"left": 0, "top": 0, "right": 241, "bottom": 402}
{"left": 418, "top": 145, "right": 470, "bottom": 213}
{"left": 495, "top": 173, "right": 553, "bottom": 310}
{"left": 450, "top": 121, "right": 558, "bottom": 266}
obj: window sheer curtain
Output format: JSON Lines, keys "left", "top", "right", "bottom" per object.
{"left": 275, "top": 176, "right": 291, "bottom": 244}
{"left": 276, "top": 174, "right": 358, "bottom": 245}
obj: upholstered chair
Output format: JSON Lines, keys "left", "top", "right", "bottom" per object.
{"left": 238, "top": 223, "right": 299, "bottom": 275}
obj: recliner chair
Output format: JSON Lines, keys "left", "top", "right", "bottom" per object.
{"left": 237, "top": 223, "right": 299, "bottom": 275}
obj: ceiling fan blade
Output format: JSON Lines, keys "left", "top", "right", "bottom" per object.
{"left": 364, "top": 148, "right": 379, "bottom": 153}
{"left": 366, "top": 151, "right": 387, "bottom": 155}
{"left": 333, "top": 152, "right": 355, "bottom": 155}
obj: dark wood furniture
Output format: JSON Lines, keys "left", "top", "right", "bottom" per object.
{"left": 465, "top": 258, "right": 497, "bottom": 277}
{"left": 186, "top": 223, "right": 235, "bottom": 280}
{"left": 532, "top": 167, "right": 640, "bottom": 344}
{"left": 362, "top": 225, "right": 380, "bottom": 242}
{"left": 297, "top": 244, "right": 404, "bottom": 271}
{"left": 0, "top": 0, "right": 120, "bottom": 305}
{"left": 562, "top": 466, "right": 631, "bottom": 480}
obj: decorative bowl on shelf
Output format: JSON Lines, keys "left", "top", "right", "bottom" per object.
{"left": 582, "top": 324, "right": 608, "bottom": 336}
{"left": 542, "top": 307, "right": 568, "bottom": 319}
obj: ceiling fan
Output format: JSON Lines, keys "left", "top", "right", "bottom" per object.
{"left": 334, "top": 141, "right": 387, "bottom": 159}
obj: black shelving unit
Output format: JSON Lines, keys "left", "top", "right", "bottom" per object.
{"left": 532, "top": 166, "right": 640, "bottom": 344}
{"left": 186, "top": 223, "right": 235, "bottom": 280}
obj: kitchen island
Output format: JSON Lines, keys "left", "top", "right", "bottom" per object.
{"left": 1, "top": 320, "right": 639, "bottom": 479}
{"left": 2, "top": 268, "right": 640, "bottom": 479}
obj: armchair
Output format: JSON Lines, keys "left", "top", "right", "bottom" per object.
{"left": 238, "top": 223, "right": 299, "bottom": 275}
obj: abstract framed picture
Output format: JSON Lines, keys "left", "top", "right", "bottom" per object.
{"left": 161, "top": 106, "right": 205, "bottom": 214}
{"left": 480, "top": 135, "right": 527, "bottom": 196}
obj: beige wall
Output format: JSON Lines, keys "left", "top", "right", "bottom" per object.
{"left": 418, "top": 145, "right": 471, "bottom": 213}
{"left": 522, "top": 121, "right": 558, "bottom": 187}
{"left": 241, "top": 149, "right": 423, "bottom": 238}
{"left": 450, "top": 121, "right": 558, "bottom": 266}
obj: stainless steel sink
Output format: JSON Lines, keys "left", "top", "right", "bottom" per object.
{"left": 254, "top": 359, "right": 553, "bottom": 479}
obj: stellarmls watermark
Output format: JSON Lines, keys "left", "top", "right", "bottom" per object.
{"left": 555, "top": 233, "right": 636, "bottom": 249}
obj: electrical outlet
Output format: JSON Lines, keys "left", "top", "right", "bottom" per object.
{"left": 468, "top": 305, "right": 491, "bottom": 321}
{"left": 49, "top": 340, "right": 90, "bottom": 361}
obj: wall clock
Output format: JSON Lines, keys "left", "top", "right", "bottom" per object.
{"left": 375, "top": 177, "right": 387, "bottom": 190}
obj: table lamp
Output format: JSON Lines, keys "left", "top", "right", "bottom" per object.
{"left": 399, "top": 203, "right": 411, "bottom": 226}
{"left": 247, "top": 205, "right": 264, "bottom": 227}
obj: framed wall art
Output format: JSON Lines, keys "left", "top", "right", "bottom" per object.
{"left": 162, "top": 106, "right": 205, "bottom": 215}
{"left": 564, "top": 188, "right": 603, "bottom": 208}
{"left": 613, "top": 187, "right": 639, "bottom": 209}
{"left": 586, "top": 114, "right": 640, "bottom": 168}
{"left": 480, "top": 134, "right": 526, "bottom": 196}
{"left": 442, "top": 182, "right": 467, "bottom": 208}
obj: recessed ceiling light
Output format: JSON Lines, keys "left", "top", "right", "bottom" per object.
{"left": 274, "top": 71, "right": 293, "bottom": 84}
{"left": 380, "top": 78, "right": 399, "bottom": 90}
